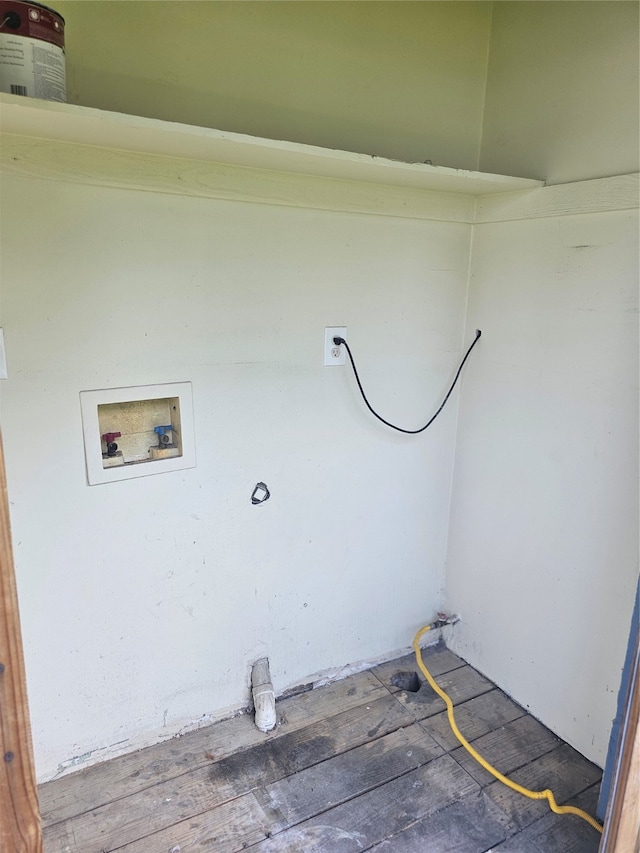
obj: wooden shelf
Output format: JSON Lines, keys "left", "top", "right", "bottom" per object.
{"left": 0, "top": 94, "right": 543, "bottom": 197}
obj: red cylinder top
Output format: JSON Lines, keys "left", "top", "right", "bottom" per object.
{"left": 0, "top": 2, "right": 65, "bottom": 49}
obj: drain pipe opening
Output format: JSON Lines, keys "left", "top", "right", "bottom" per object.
{"left": 251, "top": 657, "right": 276, "bottom": 733}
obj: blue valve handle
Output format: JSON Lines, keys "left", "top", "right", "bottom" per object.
{"left": 154, "top": 425, "right": 173, "bottom": 436}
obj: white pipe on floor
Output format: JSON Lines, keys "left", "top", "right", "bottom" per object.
{"left": 252, "top": 657, "right": 276, "bottom": 732}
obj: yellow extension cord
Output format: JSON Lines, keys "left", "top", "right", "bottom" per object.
{"left": 412, "top": 624, "right": 603, "bottom": 834}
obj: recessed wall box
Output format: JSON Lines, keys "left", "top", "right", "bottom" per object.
{"left": 80, "top": 382, "right": 195, "bottom": 485}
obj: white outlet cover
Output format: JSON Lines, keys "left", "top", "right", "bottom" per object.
{"left": 324, "top": 327, "right": 347, "bottom": 366}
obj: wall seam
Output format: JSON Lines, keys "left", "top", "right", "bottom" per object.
{"left": 475, "top": 0, "right": 494, "bottom": 172}
{"left": 440, "top": 212, "right": 477, "bottom": 611}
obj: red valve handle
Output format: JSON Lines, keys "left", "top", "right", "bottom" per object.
{"left": 102, "top": 432, "right": 121, "bottom": 443}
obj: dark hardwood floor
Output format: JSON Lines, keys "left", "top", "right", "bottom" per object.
{"left": 39, "top": 644, "right": 602, "bottom": 852}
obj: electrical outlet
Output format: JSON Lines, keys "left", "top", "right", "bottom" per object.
{"left": 324, "top": 327, "right": 346, "bottom": 366}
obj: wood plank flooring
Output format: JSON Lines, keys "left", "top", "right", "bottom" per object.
{"left": 39, "top": 644, "right": 603, "bottom": 852}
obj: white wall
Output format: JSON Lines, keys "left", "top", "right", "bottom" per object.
{"left": 446, "top": 186, "right": 639, "bottom": 765}
{"left": 53, "top": 0, "right": 492, "bottom": 170}
{"left": 0, "top": 173, "right": 471, "bottom": 780}
{"left": 480, "top": 2, "right": 639, "bottom": 183}
{"left": 2, "top": 159, "right": 637, "bottom": 779}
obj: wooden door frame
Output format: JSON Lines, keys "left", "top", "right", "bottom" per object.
{"left": 0, "top": 431, "right": 42, "bottom": 851}
{"left": 599, "top": 625, "right": 640, "bottom": 852}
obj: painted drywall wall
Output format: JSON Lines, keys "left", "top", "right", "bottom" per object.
{"left": 0, "top": 172, "right": 472, "bottom": 780}
{"left": 51, "top": 0, "right": 492, "bottom": 169}
{"left": 480, "top": 2, "right": 640, "bottom": 184}
{"left": 446, "top": 193, "right": 639, "bottom": 766}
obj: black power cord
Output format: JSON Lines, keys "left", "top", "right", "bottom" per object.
{"left": 333, "top": 329, "right": 482, "bottom": 434}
